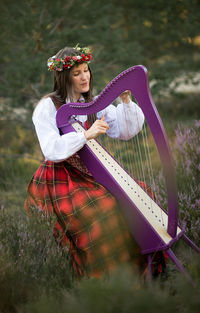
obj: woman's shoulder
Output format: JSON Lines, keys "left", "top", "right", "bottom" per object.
{"left": 33, "top": 96, "right": 56, "bottom": 120}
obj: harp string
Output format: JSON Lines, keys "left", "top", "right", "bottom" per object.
{"left": 123, "top": 99, "right": 144, "bottom": 196}
{"left": 120, "top": 97, "right": 149, "bottom": 191}
{"left": 128, "top": 100, "right": 155, "bottom": 214}
{"left": 140, "top": 121, "right": 165, "bottom": 226}
{"left": 115, "top": 100, "right": 134, "bottom": 185}
{"left": 142, "top": 122, "right": 165, "bottom": 226}
{"left": 132, "top": 103, "right": 165, "bottom": 226}
{"left": 97, "top": 96, "right": 166, "bottom": 227}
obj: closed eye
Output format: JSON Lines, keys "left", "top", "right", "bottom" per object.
{"left": 73, "top": 72, "right": 80, "bottom": 76}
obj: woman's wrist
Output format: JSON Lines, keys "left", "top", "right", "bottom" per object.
{"left": 84, "top": 130, "right": 90, "bottom": 140}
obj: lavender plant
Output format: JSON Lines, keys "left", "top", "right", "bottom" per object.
{"left": 156, "top": 121, "right": 200, "bottom": 245}
{"left": 174, "top": 121, "right": 200, "bottom": 244}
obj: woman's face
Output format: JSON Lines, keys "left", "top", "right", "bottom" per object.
{"left": 70, "top": 63, "right": 90, "bottom": 100}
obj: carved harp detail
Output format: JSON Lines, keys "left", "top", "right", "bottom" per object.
{"left": 56, "top": 65, "right": 199, "bottom": 280}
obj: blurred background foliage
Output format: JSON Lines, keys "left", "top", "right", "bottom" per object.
{"left": 0, "top": 0, "right": 200, "bottom": 114}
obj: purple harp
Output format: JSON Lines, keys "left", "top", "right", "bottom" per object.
{"left": 56, "top": 65, "right": 200, "bottom": 283}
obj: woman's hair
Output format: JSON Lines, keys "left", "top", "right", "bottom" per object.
{"left": 47, "top": 46, "right": 93, "bottom": 107}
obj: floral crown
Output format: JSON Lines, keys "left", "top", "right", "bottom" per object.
{"left": 47, "top": 44, "right": 92, "bottom": 72}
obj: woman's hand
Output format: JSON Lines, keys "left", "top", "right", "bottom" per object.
{"left": 119, "top": 90, "right": 131, "bottom": 104}
{"left": 84, "top": 116, "right": 109, "bottom": 140}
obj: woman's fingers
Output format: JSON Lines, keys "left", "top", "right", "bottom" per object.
{"left": 119, "top": 90, "right": 131, "bottom": 104}
{"left": 121, "top": 90, "right": 131, "bottom": 96}
{"left": 84, "top": 117, "right": 109, "bottom": 140}
{"left": 96, "top": 117, "right": 109, "bottom": 129}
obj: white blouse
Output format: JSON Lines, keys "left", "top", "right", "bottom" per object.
{"left": 32, "top": 96, "right": 145, "bottom": 162}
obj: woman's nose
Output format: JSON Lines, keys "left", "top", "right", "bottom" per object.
{"left": 81, "top": 72, "right": 87, "bottom": 80}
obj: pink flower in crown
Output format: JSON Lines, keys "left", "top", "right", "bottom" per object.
{"left": 56, "top": 58, "right": 61, "bottom": 62}
{"left": 72, "top": 56, "right": 78, "bottom": 61}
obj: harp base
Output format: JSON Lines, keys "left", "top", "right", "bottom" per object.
{"left": 147, "top": 235, "right": 200, "bottom": 286}
{"left": 182, "top": 233, "right": 200, "bottom": 253}
{"left": 141, "top": 228, "right": 185, "bottom": 255}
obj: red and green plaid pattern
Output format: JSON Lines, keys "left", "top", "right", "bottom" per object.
{"left": 25, "top": 160, "right": 145, "bottom": 277}
{"left": 25, "top": 159, "right": 167, "bottom": 278}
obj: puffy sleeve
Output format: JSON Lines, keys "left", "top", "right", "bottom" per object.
{"left": 32, "top": 97, "right": 87, "bottom": 162}
{"left": 96, "top": 100, "right": 145, "bottom": 140}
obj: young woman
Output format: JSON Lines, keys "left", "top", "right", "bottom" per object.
{"left": 25, "top": 45, "right": 153, "bottom": 278}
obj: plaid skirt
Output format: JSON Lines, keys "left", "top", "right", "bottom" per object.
{"left": 25, "top": 157, "right": 166, "bottom": 278}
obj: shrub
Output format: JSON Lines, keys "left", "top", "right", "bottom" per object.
{"left": 0, "top": 208, "right": 74, "bottom": 312}
{"left": 174, "top": 120, "right": 200, "bottom": 244}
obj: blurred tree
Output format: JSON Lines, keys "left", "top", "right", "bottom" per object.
{"left": 0, "top": 0, "right": 199, "bottom": 113}
{"left": 111, "top": 0, "right": 200, "bottom": 94}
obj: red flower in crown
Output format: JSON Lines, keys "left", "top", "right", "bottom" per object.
{"left": 63, "top": 64, "right": 71, "bottom": 69}
{"left": 81, "top": 53, "right": 86, "bottom": 61}
{"left": 86, "top": 53, "right": 91, "bottom": 61}
{"left": 65, "top": 56, "right": 71, "bottom": 62}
